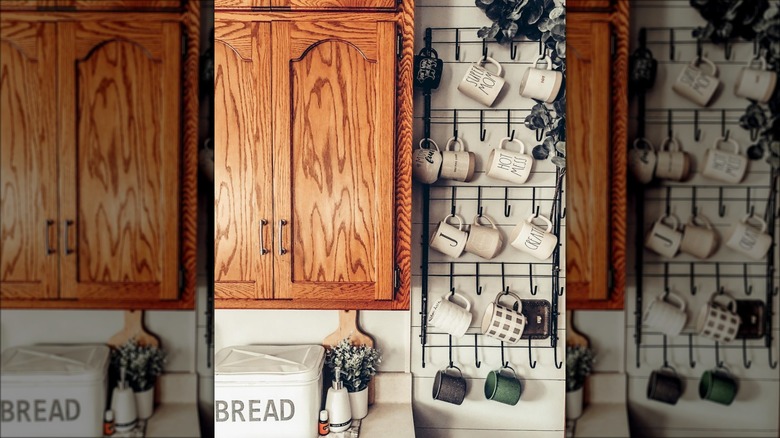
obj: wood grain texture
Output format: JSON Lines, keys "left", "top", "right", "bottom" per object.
{"left": 565, "top": 13, "right": 611, "bottom": 303}
{"left": 273, "top": 20, "right": 395, "bottom": 302}
{"left": 566, "top": 0, "right": 613, "bottom": 11}
{"left": 214, "top": 19, "right": 273, "bottom": 300}
{"left": 0, "top": 20, "right": 58, "bottom": 300}
{"left": 0, "top": 0, "right": 181, "bottom": 10}
{"left": 270, "top": 0, "right": 395, "bottom": 9}
{"left": 59, "top": 19, "right": 180, "bottom": 301}
{"left": 215, "top": 0, "right": 268, "bottom": 9}
{"left": 0, "top": 0, "right": 58, "bottom": 10}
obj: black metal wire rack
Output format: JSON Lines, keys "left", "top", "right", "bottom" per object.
{"left": 418, "top": 27, "right": 565, "bottom": 372}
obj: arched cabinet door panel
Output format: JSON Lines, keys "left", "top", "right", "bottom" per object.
{"left": 58, "top": 20, "right": 182, "bottom": 302}
{"left": 272, "top": 20, "right": 397, "bottom": 302}
{"left": 0, "top": 21, "right": 59, "bottom": 300}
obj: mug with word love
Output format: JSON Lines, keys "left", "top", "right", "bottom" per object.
{"left": 457, "top": 56, "right": 506, "bottom": 107}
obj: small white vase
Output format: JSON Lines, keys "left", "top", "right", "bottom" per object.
{"left": 566, "top": 387, "right": 584, "bottom": 420}
{"left": 348, "top": 388, "right": 369, "bottom": 420}
{"left": 135, "top": 387, "right": 155, "bottom": 420}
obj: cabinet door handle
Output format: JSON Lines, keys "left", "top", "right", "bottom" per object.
{"left": 259, "top": 219, "right": 269, "bottom": 255}
{"left": 45, "top": 220, "right": 56, "bottom": 254}
{"left": 278, "top": 219, "right": 288, "bottom": 255}
{"left": 64, "top": 220, "right": 75, "bottom": 255}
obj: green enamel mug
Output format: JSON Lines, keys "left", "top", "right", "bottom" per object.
{"left": 484, "top": 366, "right": 523, "bottom": 405}
{"left": 699, "top": 368, "right": 738, "bottom": 405}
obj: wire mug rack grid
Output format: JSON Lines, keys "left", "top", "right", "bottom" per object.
{"left": 418, "top": 27, "right": 565, "bottom": 373}
{"left": 632, "top": 27, "right": 778, "bottom": 371}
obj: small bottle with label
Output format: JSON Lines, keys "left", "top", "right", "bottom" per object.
{"left": 318, "top": 409, "right": 330, "bottom": 436}
{"left": 325, "top": 367, "right": 352, "bottom": 433}
{"left": 103, "top": 409, "right": 115, "bottom": 436}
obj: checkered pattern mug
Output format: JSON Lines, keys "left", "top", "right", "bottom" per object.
{"left": 696, "top": 291, "right": 741, "bottom": 343}
{"left": 481, "top": 291, "right": 527, "bottom": 345}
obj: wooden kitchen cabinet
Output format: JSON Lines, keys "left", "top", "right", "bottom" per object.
{"left": 0, "top": 3, "right": 200, "bottom": 309}
{"left": 1, "top": 0, "right": 182, "bottom": 10}
{"left": 214, "top": 3, "right": 413, "bottom": 310}
{"left": 567, "top": 0, "right": 613, "bottom": 11}
{"left": 270, "top": 0, "right": 395, "bottom": 9}
{"left": 566, "top": 3, "right": 628, "bottom": 309}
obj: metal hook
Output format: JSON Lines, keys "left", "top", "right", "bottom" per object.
{"left": 452, "top": 109, "right": 458, "bottom": 141}
{"left": 690, "top": 263, "right": 697, "bottom": 296}
{"left": 721, "top": 110, "right": 729, "bottom": 140}
{"left": 746, "top": 187, "right": 754, "bottom": 217}
{"left": 529, "top": 264, "right": 538, "bottom": 296}
{"left": 715, "top": 341, "right": 724, "bottom": 368}
{"left": 692, "top": 186, "right": 698, "bottom": 216}
{"left": 510, "top": 39, "right": 518, "bottom": 60}
{"left": 451, "top": 186, "right": 457, "bottom": 216}
{"left": 696, "top": 37, "right": 703, "bottom": 60}
{"left": 454, "top": 29, "right": 460, "bottom": 61}
{"left": 481, "top": 38, "right": 488, "bottom": 59}
{"left": 716, "top": 264, "right": 722, "bottom": 294}
{"left": 667, "top": 109, "right": 673, "bottom": 139}
{"left": 536, "top": 128, "right": 544, "bottom": 142}
{"left": 554, "top": 335, "right": 563, "bottom": 369}
{"left": 718, "top": 187, "right": 726, "bottom": 217}
{"left": 479, "top": 111, "right": 487, "bottom": 141}
{"left": 743, "top": 263, "right": 752, "bottom": 296}
{"left": 663, "top": 262, "right": 670, "bottom": 297}
{"left": 694, "top": 110, "right": 702, "bottom": 142}
{"left": 753, "top": 38, "right": 760, "bottom": 57}
{"left": 662, "top": 334, "right": 669, "bottom": 368}
{"left": 665, "top": 186, "right": 672, "bottom": 217}
{"left": 742, "top": 338, "right": 752, "bottom": 369}
{"left": 532, "top": 187, "right": 540, "bottom": 218}
{"left": 539, "top": 38, "right": 544, "bottom": 57}
{"left": 474, "top": 334, "right": 481, "bottom": 368}
{"left": 528, "top": 338, "right": 537, "bottom": 369}
{"left": 724, "top": 40, "right": 732, "bottom": 60}
{"left": 500, "top": 341, "right": 509, "bottom": 368}
{"left": 501, "top": 263, "right": 507, "bottom": 293}
{"left": 477, "top": 186, "right": 484, "bottom": 217}
{"left": 669, "top": 29, "right": 675, "bottom": 61}
{"left": 558, "top": 286, "right": 565, "bottom": 296}
{"left": 511, "top": 129, "right": 517, "bottom": 142}
{"left": 506, "top": 109, "right": 512, "bottom": 138}
{"left": 750, "top": 127, "right": 759, "bottom": 141}
{"left": 475, "top": 263, "right": 482, "bottom": 296}
{"left": 448, "top": 334, "right": 454, "bottom": 369}
{"left": 769, "top": 340, "right": 778, "bottom": 369}
{"left": 688, "top": 333, "right": 696, "bottom": 368}
{"left": 504, "top": 187, "right": 512, "bottom": 217}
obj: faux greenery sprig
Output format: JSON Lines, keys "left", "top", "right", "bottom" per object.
{"left": 325, "top": 337, "right": 381, "bottom": 393}
{"left": 566, "top": 345, "right": 595, "bottom": 392}
{"left": 110, "top": 339, "right": 167, "bottom": 392}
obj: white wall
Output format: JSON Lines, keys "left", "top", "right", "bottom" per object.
{"left": 622, "top": 2, "right": 780, "bottom": 437}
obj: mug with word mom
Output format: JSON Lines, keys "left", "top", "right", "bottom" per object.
{"left": 735, "top": 54, "right": 777, "bottom": 103}
{"left": 519, "top": 55, "right": 563, "bottom": 103}
{"left": 509, "top": 214, "right": 558, "bottom": 260}
{"left": 440, "top": 137, "right": 476, "bottom": 182}
{"left": 701, "top": 136, "right": 748, "bottom": 184}
{"left": 429, "top": 214, "right": 469, "bottom": 258}
{"left": 458, "top": 56, "right": 506, "bottom": 107}
{"left": 672, "top": 56, "right": 721, "bottom": 107}
{"left": 486, "top": 137, "right": 534, "bottom": 184}
{"left": 725, "top": 214, "right": 773, "bottom": 260}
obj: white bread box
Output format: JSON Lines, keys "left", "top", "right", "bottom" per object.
{"left": 215, "top": 344, "right": 325, "bottom": 438}
{"left": 0, "top": 344, "right": 109, "bottom": 437}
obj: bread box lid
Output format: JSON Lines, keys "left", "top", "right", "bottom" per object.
{"left": 215, "top": 345, "right": 325, "bottom": 384}
{"left": 1, "top": 344, "right": 110, "bottom": 384}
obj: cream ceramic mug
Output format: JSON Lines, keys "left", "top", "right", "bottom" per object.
{"left": 725, "top": 214, "right": 772, "bottom": 260}
{"left": 458, "top": 56, "right": 505, "bottom": 107}
{"left": 645, "top": 214, "right": 683, "bottom": 258}
{"left": 644, "top": 292, "right": 688, "bottom": 336}
{"left": 413, "top": 138, "right": 443, "bottom": 184}
{"left": 696, "top": 292, "right": 741, "bottom": 343}
{"left": 509, "top": 214, "right": 557, "bottom": 260}
{"left": 680, "top": 214, "right": 719, "bottom": 259}
{"left": 428, "top": 292, "right": 473, "bottom": 338}
{"left": 481, "top": 291, "right": 527, "bottom": 345}
{"left": 701, "top": 136, "right": 748, "bottom": 184}
{"left": 672, "top": 56, "right": 721, "bottom": 107}
{"left": 629, "top": 137, "right": 657, "bottom": 184}
{"left": 440, "top": 137, "right": 476, "bottom": 182}
{"left": 655, "top": 137, "right": 691, "bottom": 182}
{"left": 486, "top": 137, "right": 534, "bottom": 184}
{"left": 465, "top": 214, "right": 504, "bottom": 260}
{"left": 430, "top": 214, "right": 469, "bottom": 258}
{"left": 519, "top": 55, "right": 563, "bottom": 103}
{"left": 735, "top": 55, "right": 777, "bottom": 103}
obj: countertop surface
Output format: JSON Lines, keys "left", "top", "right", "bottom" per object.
{"left": 570, "top": 373, "right": 630, "bottom": 438}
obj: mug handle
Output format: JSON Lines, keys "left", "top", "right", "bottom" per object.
{"left": 420, "top": 47, "right": 439, "bottom": 59}
{"left": 419, "top": 138, "right": 440, "bottom": 151}
{"left": 445, "top": 136, "right": 464, "bottom": 152}
{"left": 689, "top": 213, "right": 714, "bottom": 230}
{"left": 534, "top": 55, "right": 552, "bottom": 71}
{"left": 445, "top": 214, "right": 465, "bottom": 231}
{"left": 742, "top": 213, "right": 767, "bottom": 233}
{"left": 659, "top": 213, "right": 680, "bottom": 231}
{"left": 664, "top": 292, "right": 687, "bottom": 312}
{"left": 480, "top": 56, "right": 504, "bottom": 77}
{"left": 633, "top": 137, "right": 655, "bottom": 152}
{"left": 474, "top": 214, "right": 498, "bottom": 230}
{"left": 499, "top": 136, "right": 526, "bottom": 154}
{"left": 746, "top": 54, "right": 766, "bottom": 70}
{"left": 500, "top": 365, "right": 519, "bottom": 380}
{"left": 527, "top": 214, "right": 553, "bottom": 233}
{"left": 697, "top": 56, "right": 718, "bottom": 77}
{"left": 495, "top": 290, "right": 523, "bottom": 311}
{"left": 711, "top": 291, "right": 737, "bottom": 313}
{"left": 445, "top": 364, "right": 463, "bottom": 378}
{"left": 660, "top": 136, "right": 680, "bottom": 152}
{"left": 713, "top": 136, "right": 740, "bottom": 154}
{"left": 448, "top": 291, "right": 472, "bottom": 312}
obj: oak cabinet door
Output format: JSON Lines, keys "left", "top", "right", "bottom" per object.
{"left": 566, "top": 13, "right": 613, "bottom": 304}
{"left": 215, "top": 0, "right": 268, "bottom": 8}
{"left": 214, "top": 20, "right": 274, "bottom": 300}
{"left": 58, "top": 20, "right": 181, "bottom": 302}
{"left": 270, "top": 0, "right": 395, "bottom": 9}
{"left": 0, "top": 21, "right": 59, "bottom": 300}
{"left": 272, "top": 19, "right": 397, "bottom": 302}
{"left": 68, "top": 1, "right": 182, "bottom": 10}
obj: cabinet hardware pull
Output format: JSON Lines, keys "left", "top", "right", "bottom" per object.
{"left": 64, "top": 220, "right": 75, "bottom": 255}
{"left": 259, "top": 219, "right": 269, "bottom": 255}
{"left": 278, "top": 219, "right": 288, "bottom": 255}
{"left": 45, "top": 220, "right": 56, "bottom": 254}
